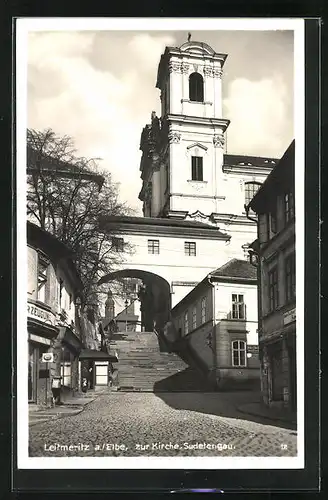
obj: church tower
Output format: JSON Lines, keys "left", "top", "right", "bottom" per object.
{"left": 139, "top": 40, "right": 230, "bottom": 221}
{"left": 104, "top": 289, "right": 115, "bottom": 321}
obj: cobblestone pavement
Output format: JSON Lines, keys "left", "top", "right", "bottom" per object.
{"left": 29, "top": 392, "right": 297, "bottom": 457}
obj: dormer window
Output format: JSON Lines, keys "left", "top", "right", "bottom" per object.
{"left": 189, "top": 72, "right": 204, "bottom": 102}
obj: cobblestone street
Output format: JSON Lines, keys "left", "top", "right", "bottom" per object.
{"left": 29, "top": 392, "right": 297, "bottom": 457}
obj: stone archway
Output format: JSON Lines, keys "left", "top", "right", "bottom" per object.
{"left": 98, "top": 269, "right": 172, "bottom": 334}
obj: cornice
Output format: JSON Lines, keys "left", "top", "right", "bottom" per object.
{"left": 210, "top": 213, "right": 256, "bottom": 226}
{"left": 167, "top": 114, "right": 230, "bottom": 131}
{"left": 222, "top": 165, "right": 273, "bottom": 176}
{"left": 102, "top": 221, "right": 230, "bottom": 241}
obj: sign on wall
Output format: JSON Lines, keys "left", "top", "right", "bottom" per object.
{"left": 247, "top": 345, "right": 259, "bottom": 355}
{"left": 41, "top": 352, "right": 54, "bottom": 363}
{"left": 283, "top": 308, "right": 296, "bottom": 326}
{"left": 27, "top": 302, "right": 56, "bottom": 326}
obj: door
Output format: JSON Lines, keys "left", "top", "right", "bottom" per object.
{"left": 28, "top": 343, "right": 37, "bottom": 402}
{"left": 271, "top": 342, "right": 284, "bottom": 401}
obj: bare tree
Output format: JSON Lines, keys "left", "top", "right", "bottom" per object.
{"left": 27, "top": 128, "right": 134, "bottom": 308}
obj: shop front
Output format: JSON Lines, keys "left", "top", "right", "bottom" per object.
{"left": 56, "top": 326, "right": 84, "bottom": 400}
{"left": 79, "top": 349, "right": 118, "bottom": 391}
{"left": 27, "top": 301, "right": 58, "bottom": 405}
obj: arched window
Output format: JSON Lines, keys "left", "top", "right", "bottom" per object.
{"left": 189, "top": 72, "right": 204, "bottom": 102}
{"left": 245, "top": 181, "right": 262, "bottom": 207}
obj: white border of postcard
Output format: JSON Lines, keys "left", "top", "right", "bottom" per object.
{"left": 16, "top": 17, "right": 305, "bottom": 470}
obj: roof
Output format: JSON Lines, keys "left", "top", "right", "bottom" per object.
{"left": 27, "top": 222, "right": 83, "bottom": 291}
{"left": 249, "top": 140, "right": 295, "bottom": 213}
{"left": 100, "top": 216, "right": 230, "bottom": 241}
{"left": 27, "top": 146, "right": 104, "bottom": 188}
{"left": 102, "top": 215, "right": 215, "bottom": 229}
{"left": 223, "top": 154, "right": 279, "bottom": 168}
{"left": 171, "top": 258, "right": 257, "bottom": 315}
{"left": 210, "top": 259, "right": 257, "bottom": 281}
{"left": 156, "top": 42, "right": 227, "bottom": 88}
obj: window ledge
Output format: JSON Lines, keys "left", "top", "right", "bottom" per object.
{"left": 187, "top": 180, "right": 208, "bottom": 184}
{"left": 181, "top": 99, "right": 213, "bottom": 105}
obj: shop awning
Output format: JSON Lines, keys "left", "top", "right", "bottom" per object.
{"left": 79, "top": 348, "right": 118, "bottom": 362}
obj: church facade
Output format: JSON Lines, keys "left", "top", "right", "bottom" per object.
{"left": 100, "top": 40, "right": 279, "bottom": 331}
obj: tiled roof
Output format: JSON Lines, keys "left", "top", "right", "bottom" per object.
{"left": 249, "top": 140, "right": 295, "bottom": 212}
{"left": 100, "top": 216, "right": 230, "bottom": 240}
{"left": 223, "top": 154, "right": 279, "bottom": 168}
{"left": 210, "top": 259, "right": 257, "bottom": 280}
{"left": 103, "top": 215, "right": 217, "bottom": 229}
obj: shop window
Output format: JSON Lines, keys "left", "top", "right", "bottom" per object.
{"left": 61, "top": 362, "right": 72, "bottom": 387}
{"left": 232, "top": 340, "right": 246, "bottom": 367}
{"left": 201, "top": 297, "right": 206, "bottom": 324}
{"left": 191, "top": 156, "right": 203, "bottom": 181}
{"left": 37, "top": 257, "right": 48, "bottom": 303}
{"left": 232, "top": 294, "right": 246, "bottom": 319}
{"left": 95, "top": 362, "right": 108, "bottom": 386}
{"left": 189, "top": 72, "right": 204, "bottom": 102}
{"left": 268, "top": 266, "right": 279, "bottom": 312}
{"left": 184, "top": 311, "right": 189, "bottom": 335}
{"left": 148, "top": 239, "right": 160, "bottom": 254}
{"left": 192, "top": 306, "right": 197, "bottom": 330}
{"left": 285, "top": 253, "right": 296, "bottom": 303}
{"left": 185, "top": 241, "right": 196, "bottom": 256}
{"left": 28, "top": 344, "right": 37, "bottom": 402}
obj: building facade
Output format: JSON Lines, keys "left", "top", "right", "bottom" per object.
{"left": 27, "top": 222, "right": 84, "bottom": 406}
{"left": 248, "top": 140, "right": 296, "bottom": 412}
{"left": 100, "top": 39, "right": 279, "bottom": 330}
{"left": 170, "top": 259, "right": 260, "bottom": 389}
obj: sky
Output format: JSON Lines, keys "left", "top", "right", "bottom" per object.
{"left": 27, "top": 29, "right": 294, "bottom": 214}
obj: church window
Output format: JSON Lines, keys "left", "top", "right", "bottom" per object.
{"left": 112, "top": 237, "right": 124, "bottom": 252}
{"left": 185, "top": 241, "right": 196, "bottom": 256}
{"left": 189, "top": 72, "right": 204, "bottom": 102}
{"left": 245, "top": 181, "right": 262, "bottom": 206}
{"left": 245, "top": 182, "right": 262, "bottom": 208}
{"left": 148, "top": 239, "right": 160, "bottom": 254}
{"left": 191, "top": 156, "right": 203, "bottom": 181}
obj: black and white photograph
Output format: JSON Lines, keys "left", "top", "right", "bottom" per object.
{"left": 16, "top": 18, "right": 304, "bottom": 470}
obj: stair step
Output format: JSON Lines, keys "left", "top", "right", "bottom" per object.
{"left": 107, "top": 331, "right": 207, "bottom": 392}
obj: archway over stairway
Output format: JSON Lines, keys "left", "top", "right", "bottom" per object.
{"left": 98, "top": 268, "right": 171, "bottom": 334}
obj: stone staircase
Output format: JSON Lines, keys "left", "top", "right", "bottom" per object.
{"left": 109, "top": 330, "right": 209, "bottom": 392}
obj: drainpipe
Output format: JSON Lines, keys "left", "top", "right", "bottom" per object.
{"left": 244, "top": 204, "right": 262, "bottom": 334}
{"left": 245, "top": 203, "right": 264, "bottom": 395}
{"left": 207, "top": 275, "right": 218, "bottom": 389}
